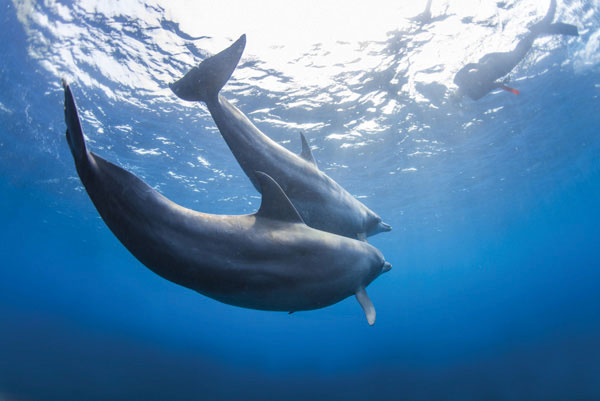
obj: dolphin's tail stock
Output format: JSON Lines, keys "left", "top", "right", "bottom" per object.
{"left": 63, "top": 80, "right": 90, "bottom": 165}
{"left": 530, "top": 0, "right": 578, "bottom": 37}
{"left": 170, "top": 34, "right": 246, "bottom": 103}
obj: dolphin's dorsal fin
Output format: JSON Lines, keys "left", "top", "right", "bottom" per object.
{"left": 255, "top": 171, "right": 305, "bottom": 224}
{"left": 355, "top": 287, "right": 376, "bottom": 326}
{"left": 299, "top": 132, "right": 317, "bottom": 166}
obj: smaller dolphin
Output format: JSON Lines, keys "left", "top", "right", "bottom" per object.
{"left": 170, "top": 35, "right": 391, "bottom": 241}
{"left": 454, "top": 0, "right": 578, "bottom": 101}
{"left": 63, "top": 81, "right": 391, "bottom": 325}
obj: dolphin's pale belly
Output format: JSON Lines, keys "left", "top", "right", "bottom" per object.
{"left": 151, "top": 222, "right": 374, "bottom": 312}
{"left": 186, "top": 224, "right": 374, "bottom": 311}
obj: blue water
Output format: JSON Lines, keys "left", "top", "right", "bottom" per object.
{"left": 2, "top": 1, "right": 600, "bottom": 400}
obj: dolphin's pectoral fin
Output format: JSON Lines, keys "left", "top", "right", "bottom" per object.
{"left": 254, "top": 171, "right": 306, "bottom": 224}
{"left": 299, "top": 132, "right": 317, "bottom": 167}
{"left": 355, "top": 287, "right": 376, "bottom": 326}
{"left": 357, "top": 233, "right": 367, "bottom": 242}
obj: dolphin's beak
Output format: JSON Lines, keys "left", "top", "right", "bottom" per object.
{"left": 379, "top": 221, "right": 392, "bottom": 232}
{"left": 382, "top": 261, "right": 392, "bottom": 273}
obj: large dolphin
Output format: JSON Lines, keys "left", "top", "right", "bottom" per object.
{"left": 63, "top": 81, "right": 391, "bottom": 325}
{"left": 169, "top": 35, "right": 391, "bottom": 241}
{"left": 454, "top": 0, "right": 578, "bottom": 100}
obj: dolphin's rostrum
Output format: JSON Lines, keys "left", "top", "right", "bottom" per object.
{"left": 63, "top": 81, "right": 391, "bottom": 325}
{"left": 170, "top": 34, "right": 392, "bottom": 241}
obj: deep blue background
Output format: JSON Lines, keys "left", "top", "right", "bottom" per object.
{"left": 1, "top": 1, "right": 599, "bottom": 400}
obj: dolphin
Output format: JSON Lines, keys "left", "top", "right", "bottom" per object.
{"left": 169, "top": 35, "right": 391, "bottom": 241}
{"left": 63, "top": 81, "right": 391, "bottom": 325}
{"left": 453, "top": 0, "right": 578, "bottom": 101}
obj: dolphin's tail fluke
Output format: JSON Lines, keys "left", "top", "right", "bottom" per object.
{"left": 170, "top": 34, "right": 246, "bottom": 103}
{"left": 63, "top": 80, "right": 89, "bottom": 164}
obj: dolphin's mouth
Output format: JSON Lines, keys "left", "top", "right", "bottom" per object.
{"left": 379, "top": 222, "right": 392, "bottom": 232}
{"left": 366, "top": 219, "right": 392, "bottom": 236}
